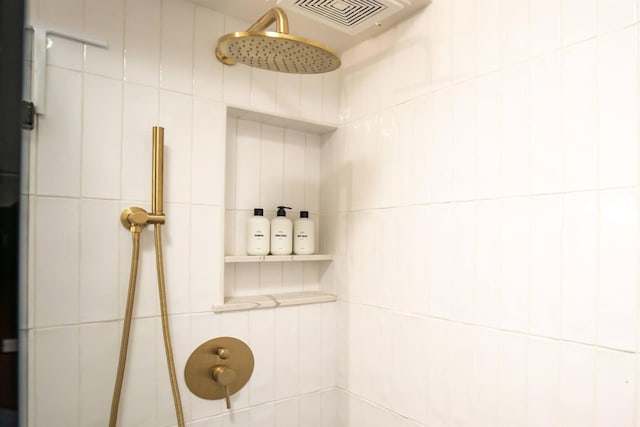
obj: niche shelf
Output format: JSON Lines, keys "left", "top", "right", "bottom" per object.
{"left": 218, "top": 105, "right": 338, "bottom": 313}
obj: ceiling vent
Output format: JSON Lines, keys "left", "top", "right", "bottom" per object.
{"left": 278, "top": 0, "right": 428, "bottom": 35}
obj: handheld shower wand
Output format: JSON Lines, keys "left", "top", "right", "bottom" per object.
{"left": 110, "top": 127, "right": 185, "bottom": 427}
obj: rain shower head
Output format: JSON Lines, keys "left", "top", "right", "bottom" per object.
{"left": 215, "top": 7, "right": 341, "bottom": 74}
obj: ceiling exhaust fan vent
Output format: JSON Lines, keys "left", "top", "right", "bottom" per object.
{"left": 295, "top": 0, "right": 387, "bottom": 28}
{"left": 279, "top": 0, "right": 422, "bottom": 35}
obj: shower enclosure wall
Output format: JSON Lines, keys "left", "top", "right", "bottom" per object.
{"left": 22, "top": 0, "right": 640, "bottom": 426}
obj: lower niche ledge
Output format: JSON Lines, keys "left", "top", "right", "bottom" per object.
{"left": 213, "top": 291, "right": 337, "bottom": 313}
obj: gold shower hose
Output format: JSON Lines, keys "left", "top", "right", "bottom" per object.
{"left": 109, "top": 127, "right": 185, "bottom": 427}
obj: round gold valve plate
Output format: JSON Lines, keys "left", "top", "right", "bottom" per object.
{"left": 184, "top": 337, "right": 254, "bottom": 400}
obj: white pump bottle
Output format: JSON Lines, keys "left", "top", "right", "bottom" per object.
{"left": 270, "top": 206, "right": 292, "bottom": 255}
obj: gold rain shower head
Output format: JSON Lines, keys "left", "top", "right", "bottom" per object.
{"left": 215, "top": 7, "right": 341, "bottom": 74}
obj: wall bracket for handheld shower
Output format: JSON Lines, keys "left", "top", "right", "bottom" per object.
{"left": 120, "top": 207, "right": 165, "bottom": 232}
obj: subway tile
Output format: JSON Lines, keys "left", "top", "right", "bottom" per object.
{"left": 476, "top": 0, "right": 501, "bottom": 74}
{"left": 193, "top": 8, "right": 224, "bottom": 100}
{"left": 124, "top": 0, "right": 161, "bottom": 87}
{"left": 376, "top": 110, "right": 397, "bottom": 208}
{"left": 598, "top": 190, "right": 638, "bottom": 351}
{"left": 391, "top": 314, "right": 428, "bottom": 422}
{"left": 234, "top": 120, "right": 261, "bottom": 211}
{"left": 34, "top": 326, "right": 79, "bottom": 427}
{"left": 234, "top": 254, "right": 258, "bottom": 295}
{"left": 305, "top": 133, "right": 322, "bottom": 213}
{"left": 79, "top": 322, "right": 120, "bottom": 427}
{"left": 451, "top": 202, "right": 475, "bottom": 324}
{"left": 189, "top": 206, "right": 224, "bottom": 312}
{"left": 428, "top": 204, "right": 453, "bottom": 319}
{"left": 250, "top": 403, "right": 275, "bottom": 427}
{"left": 371, "top": 210, "right": 399, "bottom": 309}
{"left": 498, "top": 332, "right": 528, "bottom": 427}
{"left": 299, "top": 305, "right": 323, "bottom": 393}
{"left": 394, "top": 20, "right": 415, "bottom": 106}
{"left": 562, "top": 0, "right": 596, "bottom": 46}
{"left": 84, "top": 0, "right": 125, "bottom": 79}
{"left": 403, "top": 207, "right": 430, "bottom": 316}
{"left": 82, "top": 74, "right": 122, "bottom": 199}
{"left": 282, "top": 128, "right": 304, "bottom": 212}
{"left": 529, "top": 195, "right": 562, "bottom": 338}
{"left": 426, "top": 319, "right": 450, "bottom": 425}
{"left": 79, "top": 199, "right": 120, "bottom": 323}
{"left": 475, "top": 72, "right": 501, "bottom": 199}
{"left": 160, "top": 0, "right": 194, "bottom": 94}
{"left": 276, "top": 73, "right": 301, "bottom": 117}
{"left": 563, "top": 40, "right": 597, "bottom": 192}
{"left": 35, "top": 0, "right": 83, "bottom": 33}
{"left": 527, "top": 338, "right": 561, "bottom": 427}
{"left": 159, "top": 90, "right": 193, "bottom": 205}
{"left": 300, "top": 74, "right": 324, "bottom": 121}
{"left": 300, "top": 393, "right": 322, "bottom": 427}
{"left": 248, "top": 309, "right": 275, "bottom": 406}
{"left": 121, "top": 83, "right": 159, "bottom": 202}
{"left": 429, "top": 88, "right": 454, "bottom": 202}
{"left": 192, "top": 98, "right": 225, "bottom": 206}
{"left": 46, "top": 36, "right": 83, "bottom": 71}
{"left": 275, "top": 398, "right": 299, "bottom": 427}
{"left": 474, "top": 200, "right": 501, "bottom": 328}
{"left": 34, "top": 197, "right": 79, "bottom": 327}
{"left": 531, "top": 52, "right": 562, "bottom": 194}
{"left": 501, "top": 62, "right": 530, "bottom": 197}
{"left": 251, "top": 68, "right": 277, "bottom": 112}
{"left": 36, "top": 67, "right": 82, "bottom": 197}
{"left": 598, "top": 0, "right": 637, "bottom": 34}
{"left": 500, "top": 198, "right": 530, "bottom": 333}
{"left": 322, "top": 71, "right": 340, "bottom": 123}
{"left": 559, "top": 342, "right": 595, "bottom": 427}
{"left": 562, "top": 192, "right": 598, "bottom": 345}
{"left": 431, "top": 0, "right": 453, "bottom": 89}
{"left": 595, "top": 349, "right": 636, "bottom": 426}
{"left": 448, "top": 323, "right": 475, "bottom": 426}
{"left": 501, "top": 0, "right": 530, "bottom": 64}
{"left": 274, "top": 306, "right": 299, "bottom": 399}
{"left": 360, "top": 307, "right": 393, "bottom": 405}
{"left": 598, "top": 26, "right": 638, "bottom": 189}
{"left": 472, "top": 328, "right": 500, "bottom": 426}
{"left": 320, "top": 303, "right": 338, "bottom": 389}
{"left": 452, "top": 81, "right": 476, "bottom": 201}
{"left": 530, "top": 0, "right": 561, "bottom": 56}
{"left": 453, "top": 0, "right": 477, "bottom": 83}
{"left": 411, "top": 95, "right": 433, "bottom": 203}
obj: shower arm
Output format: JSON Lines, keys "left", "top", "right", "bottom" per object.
{"left": 245, "top": 7, "right": 289, "bottom": 34}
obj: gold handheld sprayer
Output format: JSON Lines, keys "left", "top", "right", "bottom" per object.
{"left": 110, "top": 127, "right": 185, "bottom": 427}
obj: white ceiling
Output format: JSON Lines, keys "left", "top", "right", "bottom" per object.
{"left": 192, "top": 0, "right": 430, "bottom": 53}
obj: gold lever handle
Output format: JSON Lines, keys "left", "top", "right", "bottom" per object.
{"left": 212, "top": 366, "right": 236, "bottom": 409}
{"left": 215, "top": 347, "right": 230, "bottom": 359}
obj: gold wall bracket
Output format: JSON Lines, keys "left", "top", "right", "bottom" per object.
{"left": 184, "top": 337, "right": 254, "bottom": 409}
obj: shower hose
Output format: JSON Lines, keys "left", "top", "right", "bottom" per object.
{"left": 108, "top": 127, "right": 185, "bottom": 427}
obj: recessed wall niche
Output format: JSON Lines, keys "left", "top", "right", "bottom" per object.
{"left": 217, "top": 106, "right": 337, "bottom": 312}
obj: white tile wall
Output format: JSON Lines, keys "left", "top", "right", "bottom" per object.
{"left": 27, "top": 1, "right": 339, "bottom": 426}
{"left": 330, "top": 0, "right": 640, "bottom": 425}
